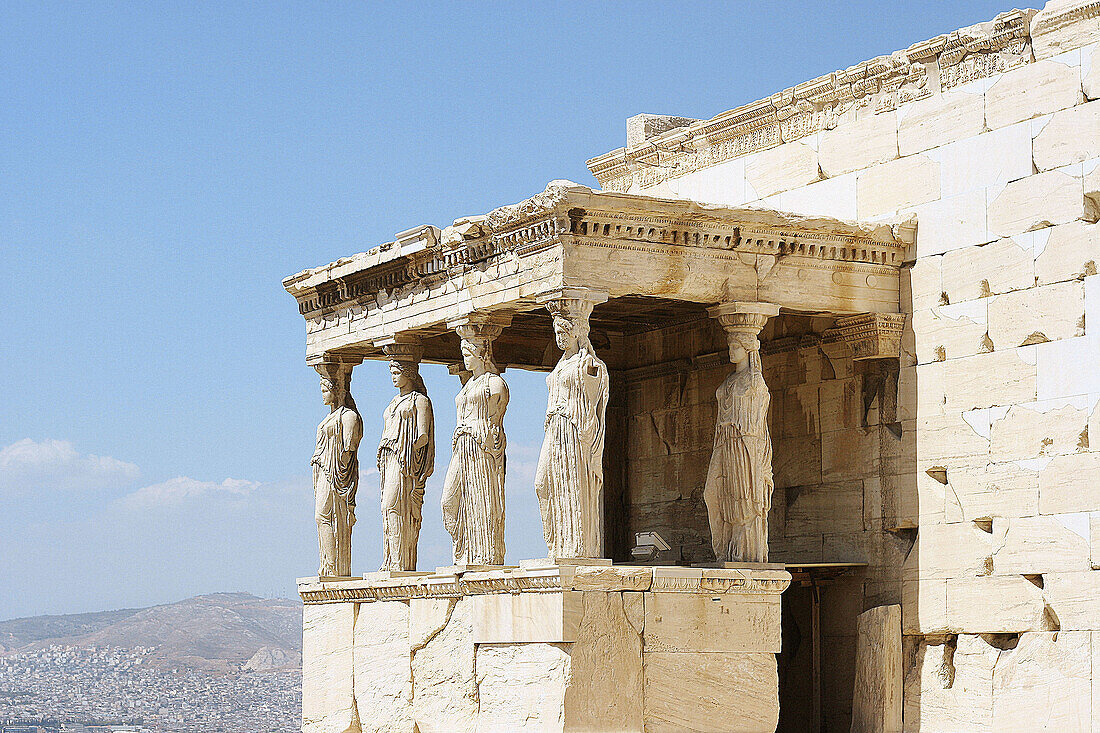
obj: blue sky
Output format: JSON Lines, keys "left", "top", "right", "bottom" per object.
{"left": 0, "top": 1, "right": 1012, "bottom": 619}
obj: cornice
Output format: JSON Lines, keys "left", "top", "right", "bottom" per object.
{"left": 586, "top": 9, "right": 1036, "bottom": 191}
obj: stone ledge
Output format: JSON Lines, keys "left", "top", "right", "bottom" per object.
{"left": 297, "top": 564, "right": 792, "bottom": 605}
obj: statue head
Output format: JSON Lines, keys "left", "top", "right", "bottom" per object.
{"left": 547, "top": 298, "right": 595, "bottom": 354}
{"left": 389, "top": 359, "right": 428, "bottom": 395}
{"left": 727, "top": 332, "right": 758, "bottom": 367}
{"left": 320, "top": 376, "right": 337, "bottom": 406}
{"left": 460, "top": 336, "right": 496, "bottom": 374}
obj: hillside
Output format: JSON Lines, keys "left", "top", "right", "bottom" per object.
{"left": 0, "top": 592, "right": 301, "bottom": 673}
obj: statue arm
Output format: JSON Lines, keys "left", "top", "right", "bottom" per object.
{"left": 340, "top": 410, "right": 363, "bottom": 453}
{"left": 414, "top": 396, "right": 432, "bottom": 450}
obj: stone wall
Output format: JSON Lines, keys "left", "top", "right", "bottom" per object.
{"left": 595, "top": 2, "right": 1100, "bottom": 729}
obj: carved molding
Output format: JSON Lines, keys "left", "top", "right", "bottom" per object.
{"left": 379, "top": 336, "right": 424, "bottom": 363}
{"left": 586, "top": 9, "right": 1034, "bottom": 192}
{"left": 834, "top": 312, "right": 906, "bottom": 360}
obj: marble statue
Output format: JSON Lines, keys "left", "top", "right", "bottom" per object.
{"left": 377, "top": 358, "right": 434, "bottom": 571}
{"left": 534, "top": 297, "right": 609, "bottom": 558}
{"left": 441, "top": 321, "right": 509, "bottom": 565}
{"left": 704, "top": 328, "right": 774, "bottom": 563}
{"left": 312, "top": 366, "right": 363, "bottom": 578}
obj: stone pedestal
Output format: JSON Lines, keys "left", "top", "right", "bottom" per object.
{"left": 298, "top": 564, "right": 791, "bottom": 733}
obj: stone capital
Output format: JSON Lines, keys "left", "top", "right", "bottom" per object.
{"left": 707, "top": 302, "right": 780, "bottom": 339}
{"left": 309, "top": 354, "right": 362, "bottom": 383}
{"left": 536, "top": 287, "right": 609, "bottom": 307}
{"left": 834, "top": 312, "right": 906, "bottom": 360}
{"left": 446, "top": 312, "right": 513, "bottom": 343}
{"left": 377, "top": 335, "right": 424, "bottom": 363}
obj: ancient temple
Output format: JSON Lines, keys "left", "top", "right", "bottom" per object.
{"left": 286, "top": 1, "right": 1100, "bottom": 730}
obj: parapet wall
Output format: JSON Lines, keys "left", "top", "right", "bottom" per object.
{"left": 589, "top": 2, "right": 1100, "bottom": 730}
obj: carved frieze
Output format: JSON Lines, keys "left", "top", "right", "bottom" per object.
{"left": 834, "top": 312, "right": 907, "bottom": 361}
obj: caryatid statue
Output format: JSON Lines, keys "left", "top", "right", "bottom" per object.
{"left": 534, "top": 289, "right": 610, "bottom": 559}
{"left": 704, "top": 302, "right": 779, "bottom": 564}
{"left": 441, "top": 314, "right": 511, "bottom": 565}
{"left": 312, "top": 360, "right": 363, "bottom": 578}
{"left": 377, "top": 341, "right": 435, "bottom": 572}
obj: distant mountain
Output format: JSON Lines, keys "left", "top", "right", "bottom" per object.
{"left": 0, "top": 592, "right": 302, "bottom": 673}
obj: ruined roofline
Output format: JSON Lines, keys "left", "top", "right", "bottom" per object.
{"left": 585, "top": 7, "right": 1041, "bottom": 191}
{"left": 282, "top": 179, "right": 915, "bottom": 304}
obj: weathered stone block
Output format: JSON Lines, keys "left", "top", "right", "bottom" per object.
{"left": 915, "top": 412, "right": 990, "bottom": 465}
{"left": 946, "top": 575, "right": 1046, "bottom": 632}
{"left": 471, "top": 589, "right": 578, "bottom": 643}
{"left": 786, "top": 481, "right": 865, "bottom": 534}
{"left": 774, "top": 172, "right": 857, "bottom": 220}
{"left": 1032, "top": 1, "right": 1100, "bottom": 60}
{"left": 898, "top": 90, "right": 985, "bottom": 156}
{"left": 1033, "top": 100, "right": 1100, "bottom": 171}
{"left": 988, "top": 280, "right": 1085, "bottom": 348}
{"left": 928, "top": 122, "right": 1033, "bottom": 198}
{"left": 988, "top": 398, "right": 1088, "bottom": 461}
{"left": 988, "top": 170, "right": 1086, "bottom": 238}
{"left": 353, "top": 601, "right": 412, "bottom": 733}
{"left": 905, "top": 255, "right": 944, "bottom": 311}
{"left": 410, "top": 597, "right": 477, "bottom": 733}
{"left": 1085, "top": 43, "right": 1100, "bottom": 100}
{"left": 744, "top": 141, "right": 821, "bottom": 199}
{"left": 1042, "top": 570, "right": 1100, "bottom": 629}
{"left": 992, "top": 515, "right": 1092, "bottom": 575}
{"left": 902, "top": 634, "right": 998, "bottom": 733}
{"left": 941, "top": 237, "right": 1034, "bottom": 302}
{"left": 818, "top": 113, "right": 898, "bottom": 177}
{"left": 303, "top": 603, "right": 359, "bottom": 733}
{"left": 643, "top": 652, "right": 778, "bottom": 733}
{"left": 904, "top": 521, "right": 994, "bottom": 580}
{"left": 1034, "top": 334, "right": 1100, "bottom": 400}
{"left": 986, "top": 58, "right": 1083, "bottom": 129}
{"left": 912, "top": 188, "right": 993, "bottom": 257}
{"left": 851, "top": 605, "right": 902, "bottom": 733}
{"left": 643, "top": 593, "right": 781, "bottom": 653}
{"left": 856, "top": 154, "right": 940, "bottom": 219}
{"left": 475, "top": 643, "right": 570, "bottom": 732}
{"left": 948, "top": 461, "right": 1040, "bottom": 521}
{"left": 1040, "top": 451, "right": 1100, "bottom": 513}
{"left": 901, "top": 578, "right": 948, "bottom": 634}
{"left": 1036, "top": 220, "right": 1100, "bottom": 284}
{"left": 942, "top": 349, "right": 1037, "bottom": 411}
{"left": 992, "top": 631, "right": 1092, "bottom": 732}
{"left": 911, "top": 303, "right": 987, "bottom": 363}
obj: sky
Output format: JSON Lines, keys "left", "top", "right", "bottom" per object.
{"left": 0, "top": 0, "right": 1014, "bottom": 620}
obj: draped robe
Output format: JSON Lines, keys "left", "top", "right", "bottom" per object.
{"left": 377, "top": 391, "right": 434, "bottom": 571}
{"left": 312, "top": 406, "right": 361, "bottom": 577}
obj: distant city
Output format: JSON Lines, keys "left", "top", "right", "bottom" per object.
{"left": 0, "top": 595, "right": 301, "bottom": 732}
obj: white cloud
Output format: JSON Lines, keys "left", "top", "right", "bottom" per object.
{"left": 0, "top": 438, "right": 140, "bottom": 493}
{"left": 121, "top": 476, "right": 260, "bottom": 509}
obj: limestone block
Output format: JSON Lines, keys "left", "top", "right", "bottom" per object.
{"left": 942, "top": 237, "right": 1034, "bottom": 302}
{"left": 303, "top": 603, "right": 359, "bottom": 733}
{"left": 992, "top": 515, "right": 1092, "bottom": 575}
{"left": 898, "top": 90, "right": 986, "bottom": 156}
{"left": 986, "top": 59, "right": 1083, "bottom": 129}
{"left": 902, "top": 634, "right": 998, "bottom": 733}
{"left": 911, "top": 303, "right": 987, "bottom": 364}
{"left": 643, "top": 652, "right": 778, "bottom": 733}
{"left": 905, "top": 256, "right": 943, "bottom": 311}
{"left": 786, "top": 481, "right": 865, "bottom": 534}
{"left": 850, "top": 605, "right": 902, "bottom": 733}
{"left": 897, "top": 362, "right": 945, "bottom": 422}
{"left": 818, "top": 113, "right": 898, "bottom": 177}
{"left": 563, "top": 591, "right": 644, "bottom": 731}
{"left": 643, "top": 593, "right": 781, "bottom": 653}
{"left": 948, "top": 461, "right": 1040, "bottom": 521}
{"left": 904, "top": 521, "right": 994, "bottom": 580}
{"left": 1033, "top": 100, "right": 1100, "bottom": 171}
{"left": 915, "top": 412, "right": 990, "bottom": 465}
{"left": 942, "top": 348, "right": 1037, "bottom": 411}
{"left": 856, "top": 154, "right": 940, "bottom": 219}
{"left": 992, "top": 631, "right": 1092, "bottom": 732}
{"left": 947, "top": 575, "right": 1046, "bottom": 632}
{"left": 1086, "top": 43, "right": 1100, "bottom": 100}
{"left": 1034, "top": 334, "right": 1100, "bottom": 400}
{"left": 821, "top": 428, "right": 877, "bottom": 481}
{"left": 817, "top": 378, "right": 861, "bottom": 432}
{"left": 912, "top": 188, "right": 993, "bottom": 258}
{"left": 1031, "top": 0, "right": 1100, "bottom": 60}
{"left": 988, "top": 170, "right": 1086, "bottom": 238}
{"left": 771, "top": 433, "right": 821, "bottom": 489}
{"left": 1040, "top": 451, "right": 1100, "bottom": 513}
{"left": 928, "top": 122, "right": 1034, "bottom": 198}
{"left": 475, "top": 643, "right": 569, "bottom": 732}
{"left": 743, "top": 141, "right": 821, "bottom": 199}
{"left": 410, "top": 597, "right": 477, "bottom": 733}
{"left": 471, "top": 590, "right": 577, "bottom": 643}
{"left": 1043, "top": 570, "right": 1100, "bottom": 629}
{"left": 668, "top": 156, "right": 749, "bottom": 208}
{"left": 353, "top": 601, "right": 412, "bottom": 733}
{"left": 1036, "top": 220, "right": 1100, "bottom": 284}
{"left": 988, "top": 398, "right": 1089, "bottom": 461}
{"left": 987, "top": 280, "right": 1085, "bottom": 348}
{"left": 901, "top": 578, "right": 948, "bottom": 634}
{"left": 773, "top": 172, "right": 857, "bottom": 220}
